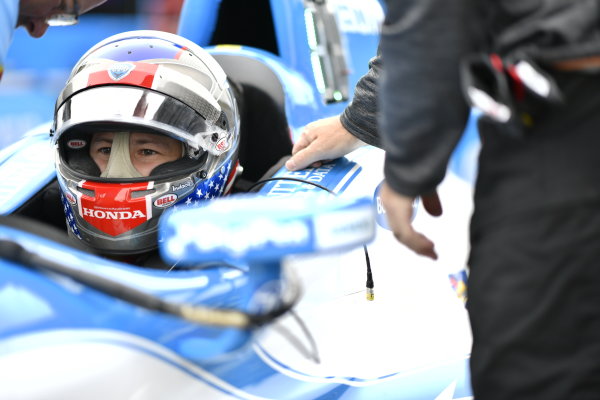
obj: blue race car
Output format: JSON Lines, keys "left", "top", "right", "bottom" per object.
{"left": 0, "top": 1, "right": 477, "bottom": 399}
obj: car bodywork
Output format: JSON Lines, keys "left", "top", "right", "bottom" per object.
{"left": 0, "top": 1, "right": 478, "bottom": 399}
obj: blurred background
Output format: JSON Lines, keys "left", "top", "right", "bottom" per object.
{"left": 0, "top": 0, "right": 184, "bottom": 149}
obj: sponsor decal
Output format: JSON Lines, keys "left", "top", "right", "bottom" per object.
{"left": 330, "top": 0, "right": 384, "bottom": 35}
{"left": 78, "top": 181, "right": 152, "bottom": 236}
{"left": 108, "top": 62, "right": 136, "bottom": 81}
{"left": 82, "top": 208, "right": 146, "bottom": 219}
{"left": 216, "top": 137, "right": 229, "bottom": 152}
{"left": 67, "top": 139, "right": 86, "bottom": 149}
{"left": 154, "top": 193, "right": 178, "bottom": 208}
{"left": 172, "top": 180, "right": 193, "bottom": 192}
{"left": 449, "top": 269, "right": 468, "bottom": 304}
{"left": 374, "top": 181, "right": 390, "bottom": 230}
{"left": 373, "top": 180, "right": 417, "bottom": 230}
{"left": 64, "top": 190, "right": 77, "bottom": 205}
{"left": 170, "top": 218, "right": 310, "bottom": 258}
{"left": 264, "top": 159, "right": 361, "bottom": 196}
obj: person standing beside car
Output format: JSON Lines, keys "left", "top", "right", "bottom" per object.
{"left": 289, "top": 0, "right": 600, "bottom": 398}
{"left": 1, "top": 0, "right": 107, "bottom": 81}
{"left": 379, "top": 1, "right": 600, "bottom": 399}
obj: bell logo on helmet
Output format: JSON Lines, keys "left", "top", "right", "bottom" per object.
{"left": 108, "top": 62, "right": 136, "bottom": 81}
{"left": 154, "top": 194, "right": 178, "bottom": 208}
{"left": 67, "top": 139, "right": 87, "bottom": 149}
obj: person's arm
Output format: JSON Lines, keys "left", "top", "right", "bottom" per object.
{"left": 340, "top": 52, "right": 382, "bottom": 148}
{"left": 380, "top": 0, "right": 475, "bottom": 196}
{"left": 285, "top": 53, "right": 383, "bottom": 171}
{"left": 379, "top": 0, "right": 479, "bottom": 258}
{"left": 285, "top": 115, "right": 365, "bottom": 171}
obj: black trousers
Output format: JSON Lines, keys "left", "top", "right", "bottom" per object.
{"left": 468, "top": 202, "right": 600, "bottom": 399}
{"left": 467, "top": 68, "right": 600, "bottom": 399}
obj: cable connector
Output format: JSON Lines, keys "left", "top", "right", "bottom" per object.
{"left": 364, "top": 245, "right": 374, "bottom": 301}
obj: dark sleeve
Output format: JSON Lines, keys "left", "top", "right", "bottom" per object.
{"left": 379, "top": 0, "right": 480, "bottom": 197}
{"left": 340, "top": 52, "right": 382, "bottom": 148}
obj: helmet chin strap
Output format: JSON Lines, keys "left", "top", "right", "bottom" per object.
{"left": 100, "top": 132, "right": 143, "bottom": 179}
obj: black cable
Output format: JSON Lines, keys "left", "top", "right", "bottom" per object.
{"left": 365, "top": 245, "right": 374, "bottom": 301}
{"left": 246, "top": 174, "right": 376, "bottom": 362}
{"left": 0, "top": 239, "right": 300, "bottom": 329}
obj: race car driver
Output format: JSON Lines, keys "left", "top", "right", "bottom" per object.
{"left": 51, "top": 30, "right": 242, "bottom": 267}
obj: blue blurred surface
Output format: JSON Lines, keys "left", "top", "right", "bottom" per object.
{"left": 0, "top": 14, "right": 151, "bottom": 149}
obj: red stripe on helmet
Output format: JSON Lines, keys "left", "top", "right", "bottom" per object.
{"left": 223, "top": 161, "right": 240, "bottom": 195}
{"left": 174, "top": 48, "right": 189, "bottom": 59}
{"left": 87, "top": 62, "right": 159, "bottom": 89}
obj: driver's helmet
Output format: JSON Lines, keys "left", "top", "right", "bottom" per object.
{"left": 52, "top": 30, "right": 241, "bottom": 255}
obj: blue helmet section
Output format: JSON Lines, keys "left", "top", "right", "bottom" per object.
{"left": 79, "top": 35, "right": 189, "bottom": 63}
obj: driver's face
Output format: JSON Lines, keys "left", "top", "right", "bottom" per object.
{"left": 90, "top": 132, "right": 183, "bottom": 177}
{"left": 17, "top": 0, "right": 107, "bottom": 38}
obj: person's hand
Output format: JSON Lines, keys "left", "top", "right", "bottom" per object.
{"left": 285, "top": 115, "right": 366, "bottom": 171}
{"left": 380, "top": 181, "right": 442, "bottom": 260}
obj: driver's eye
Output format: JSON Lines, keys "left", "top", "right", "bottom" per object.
{"left": 140, "top": 149, "right": 158, "bottom": 156}
{"left": 99, "top": 147, "right": 111, "bottom": 155}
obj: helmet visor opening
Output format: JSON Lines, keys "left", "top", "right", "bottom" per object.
{"left": 58, "top": 124, "right": 208, "bottom": 181}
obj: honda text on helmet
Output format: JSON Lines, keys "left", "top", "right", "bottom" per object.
{"left": 52, "top": 30, "right": 241, "bottom": 255}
